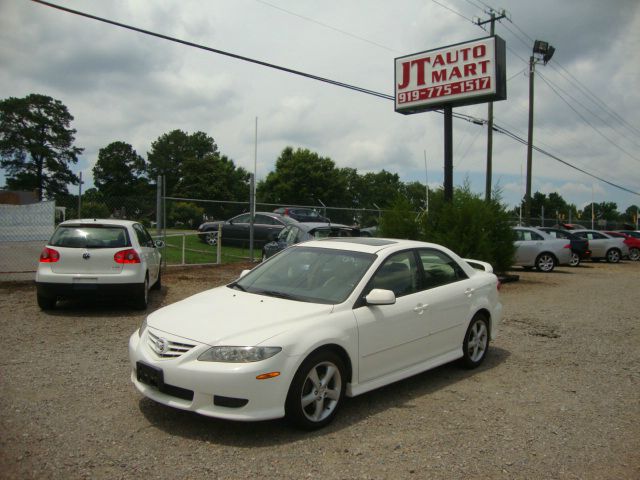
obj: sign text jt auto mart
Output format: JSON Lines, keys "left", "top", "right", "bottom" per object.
{"left": 394, "top": 35, "right": 506, "bottom": 114}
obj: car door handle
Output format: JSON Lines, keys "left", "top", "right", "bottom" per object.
{"left": 465, "top": 288, "right": 475, "bottom": 297}
{"left": 413, "top": 303, "right": 427, "bottom": 314}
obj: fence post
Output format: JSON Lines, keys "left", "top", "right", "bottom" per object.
{"left": 216, "top": 223, "right": 222, "bottom": 264}
{"left": 181, "top": 233, "right": 186, "bottom": 265}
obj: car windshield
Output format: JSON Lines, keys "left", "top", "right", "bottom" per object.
{"left": 232, "top": 246, "right": 375, "bottom": 304}
{"left": 49, "top": 225, "right": 131, "bottom": 249}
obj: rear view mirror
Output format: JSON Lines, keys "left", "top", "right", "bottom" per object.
{"left": 154, "top": 240, "right": 165, "bottom": 248}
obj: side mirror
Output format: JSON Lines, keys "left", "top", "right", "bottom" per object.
{"left": 239, "top": 269, "right": 251, "bottom": 278}
{"left": 365, "top": 288, "right": 396, "bottom": 306}
{"left": 154, "top": 240, "right": 165, "bottom": 248}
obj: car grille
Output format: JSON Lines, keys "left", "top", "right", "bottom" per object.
{"left": 147, "top": 330, "right": 196, "bottom": 358}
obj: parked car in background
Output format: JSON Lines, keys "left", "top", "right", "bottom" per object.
{"left": 129, "top": 237, "right": 502, "bottom": 429}
{"left": 605, "top": 231, "right": 640, "bottom": 261}
{"left": 36, "top": 219, "right": 162, "bottom": 310}
{"left": 360, "top": 226, "right": 379, "bottom": 237}
{"left": 570, "top": 230, "right": 629, "bottom": 263}
{"left": 263, "top": 222, "right": 361, "bottom": 260}
{"left": 273, "top": 207, "right": 330, "bottom": 223}
{"left": 512, "top": 226, "right": 572, "bottom": 272}
{"left": 197, "top": 212, "right": 295, "bottom": 248}
{"left": 539, "top": 227, "right": 591, "bottom": 267}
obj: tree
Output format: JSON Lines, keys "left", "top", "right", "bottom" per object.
{"left": 0, "top": 94, "right": 82, "bottom": 200}
{"left": 93, "top": 141, "right": 149, "bottom": 198}
{"left": 147, "top": 130, "right": 218, "bottom": 195}
{"left": 257, "top": 147, "right": 348, "bottom": 206}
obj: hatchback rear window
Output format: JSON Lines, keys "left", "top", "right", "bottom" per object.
{"left": 49, "top": 226, "right": 131, "bottom": 249}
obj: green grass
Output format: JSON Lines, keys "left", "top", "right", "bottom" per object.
{"left": 155, "top": 230, "right": 260, "bottom": 265}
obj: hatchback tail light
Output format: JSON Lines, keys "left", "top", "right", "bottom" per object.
{"left": 563, "top": 243, "right": 571, "bottom": 249}
{"left": 114, "top": 249, "right": 141, "bottom": 264}
{"left": 39, "top": 247, "right": 60, "bottom": 263}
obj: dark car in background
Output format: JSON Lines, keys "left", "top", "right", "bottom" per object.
{"left": 262, "top": 222, "right": 360, "bottom": 260}
{"left": 539, "top": 227, "right": 591, "bottom": 267}
{"left": 273, "top": 207, "right": 330, "bottom": 223}
{"left": 197, "top": 212, "right": 295, "bottom": 248}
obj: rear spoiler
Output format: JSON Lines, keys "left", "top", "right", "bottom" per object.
{"left": 464, "top": 259, "right": 494, "bottom": 273}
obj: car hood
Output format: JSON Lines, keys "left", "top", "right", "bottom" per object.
{"left": 146, "top": 286, "right": 333, "bottom": 346}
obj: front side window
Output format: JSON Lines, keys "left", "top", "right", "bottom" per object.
{"left": 133, "top": 224, "right": 154, "bottom": 247}
{"left": 366, "top": 250, "right": 419, "bottom": 298}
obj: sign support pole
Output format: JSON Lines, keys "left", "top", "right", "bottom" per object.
{"left": 444, "top": 105, "right": 453, "bottom": 202}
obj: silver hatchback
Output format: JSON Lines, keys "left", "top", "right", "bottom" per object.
{"left": 512, "top": 226, "right": 572, "bottom": 272}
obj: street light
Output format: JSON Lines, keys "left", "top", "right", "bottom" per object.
{"left": 525, "top": 39, "right": 555, "bottom": 225}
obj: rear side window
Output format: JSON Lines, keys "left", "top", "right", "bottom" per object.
{"left": 49, "top": 226, "right": 130, "bottom": 249}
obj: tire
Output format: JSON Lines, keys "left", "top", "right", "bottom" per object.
{"left": 285, "top": 350, "right": 346, "bottom": 430}
{"left": 205, "top": 232, "right": 218, "bottom": 246}
{"left": 606, "top": 249, "right": 621, "bottom": 263}
{"left": 569, "top": 251, "right": 580, "bottom": 267}
{"left": 535, "top": 253, "right": 556, "bottom": 272}
{"left": 628, "top": 247, "right": 640, "bottom": 261}
{"left": 134, "top": 276, "right": 149, "bottom": 310}
{"left": 151, "top": 268, "right": 162, "bottom": 290}
{"left": 37, "top": 293, "right": 56, "bottom": 310}
{"left": 461, "top": 313, "right": 490, "bottom": 369}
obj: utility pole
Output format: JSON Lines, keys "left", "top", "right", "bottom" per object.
{"left": 77, "top": 171, "right": 84, "bottom": 219}
{"left": 476, "top": 9, "right": 506, "bottom": 202}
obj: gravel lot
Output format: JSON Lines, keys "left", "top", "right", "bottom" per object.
{"left": 1, "top": 260, "right": 638, "bottom": 479}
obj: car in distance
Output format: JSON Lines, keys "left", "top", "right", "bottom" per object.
{"left": 129, "top": 237, "right": 502, "bottom": 429}
{"left": 273, "top": 207, "right": 330, "bottom": 223}
{"left": 262, "top": 222, "right": 360, "bottom": 260}
{"left": 604, "top": 231, "right": 640, "bottom": 261}
{"left": 36, "top": 219, "right": 162, "bottom": 310}
{"left": 197, "top": 212, "right": 295, "bottom": 248}
{"left": 512, "top": 226, "right": 572, "bottom": 272}
{"left": 538, "top": 227, "right": 591, "bottom": 267}
{"left": 570, "top": 229, "right": 629, "bottom": 263}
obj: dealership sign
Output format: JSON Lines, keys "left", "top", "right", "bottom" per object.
{"left": 395, "top": 35, "right": 506, "bottom": 114}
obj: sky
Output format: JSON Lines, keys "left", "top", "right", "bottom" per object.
{"left": 1, "top": 0, "right": 639, "bottom": 213}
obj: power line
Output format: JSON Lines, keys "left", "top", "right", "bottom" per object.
{"left": 31, "top": 0, "right": 639, "bottom": 198}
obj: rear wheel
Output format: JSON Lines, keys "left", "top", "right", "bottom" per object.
{"left": 628, "top": 247, "right": 639, "bottom": 261}
{"left": 569, "top": 251, "right": 581, "bottom": 267}
{"left": 151, "top": 268, "right": 162, "bottom": 290}
{"left": 37, "top": 293, "right": 56, "bottom": 310}
{"left": 535, "top": 253, "right": 556, "bottom": 272}
{"left": 606, "top": 248, "right": 621, "bottom": 263}
{"left": 205, "top": 232, "right": 218, "bottom": 246}
{"left": 134, "top": 276, "right": 149, "bottom": 310}
{"left": 461, "top": 313, "right": 490, "bottom": 369}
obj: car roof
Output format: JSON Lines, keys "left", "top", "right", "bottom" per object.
{"left": 299, "top": 237, "right": 451, "bottom": 255}
{"left": 59, "top": 218, "right": 138, "bottom": 227}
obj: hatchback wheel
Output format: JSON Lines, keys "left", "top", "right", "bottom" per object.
{"left": 286, "top": 351, "right": 345, "bottom": 430}
{"left": 606, "top": 249, "right": 621, "bottom": 263}
{"left": 535, "top": 253, "right": 556, "bottom": 272}
{"left": 37, "top": 293, "right": 56, "bottom": 310}
{"left": 462, "top": 313, "right": 490, "bottom": 369}
{"left": 629, "top": 247, "right": 640, "bottom": 261}
{"left": 569, "top": 252, "right": 580, "bottom": 267}
{"left": 134, "top": 276, "right": 149, "bottom": 310}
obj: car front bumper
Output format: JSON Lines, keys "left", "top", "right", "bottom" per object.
{"left": 128, "top": 329, "right": 298, "bottom": 421}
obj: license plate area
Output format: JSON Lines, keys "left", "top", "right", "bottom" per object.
{"left": 136, "top": 361, "right": 164, "bottom": 389}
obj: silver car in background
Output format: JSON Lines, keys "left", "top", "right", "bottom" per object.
{"left": 570, "top": 229, "right": 629, "bottom": 263}
{"left": 512, "top": 226, "right": 572, "bottom": 272}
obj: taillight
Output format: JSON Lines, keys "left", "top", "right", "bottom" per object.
{"left": 39, "top": 247, "right": 60, "bottom": 263}
{"left": 114, "top": 249, "right": 141, "bottom": 264}
{"left": 564, "top": 243, "right": 571, "bottom": 249}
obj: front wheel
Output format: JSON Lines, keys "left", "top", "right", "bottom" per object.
{"left": 628, "top": 247, "right": 639, "bottom": 261}
{"left": 461, "top": 314, "right": 490, "bottom": 369}
{"left": 536, "top": 253, "right": 556, "bottom": 272}
{"left": 606, "top": 248, "right": 621, "bottom": 263}
{"left": 285, "top": 351, "right": 345, "bottom": 430}
{"left": 205, "top": 232, "right": 218, "bottom": 246}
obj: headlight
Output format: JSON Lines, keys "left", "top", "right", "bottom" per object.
{"left": 138, "top": 318, "right": 148, "bottom": 337}
{"left": 198, "top": 346, "right": 282, "bottom": 363}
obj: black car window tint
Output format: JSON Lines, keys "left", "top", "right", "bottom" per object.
{"left": 234, "top": 214, "right": 251, "bottom": 223}
{"left": 366, "top": 251, "right": 418, "bottom": 298}
{"left": 419, "top": 248, "right": 468, "bottom": 290}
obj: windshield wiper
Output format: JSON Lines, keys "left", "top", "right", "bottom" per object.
{"left": 228, "top": 282, "right": 246, "bottom": 292}
{"left": 257, "top": 289, "right": 296, "bottom": 300}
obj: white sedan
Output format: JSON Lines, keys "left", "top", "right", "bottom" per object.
{"left": 129, "top": 238, "right": 502, "bottom": 429}
{"left": 36, "top": 219, "right": 162, "bottom": 310}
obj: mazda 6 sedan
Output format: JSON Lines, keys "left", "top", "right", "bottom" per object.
{"left": 129, "top": 238, "right": 502, "bottom": 429}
